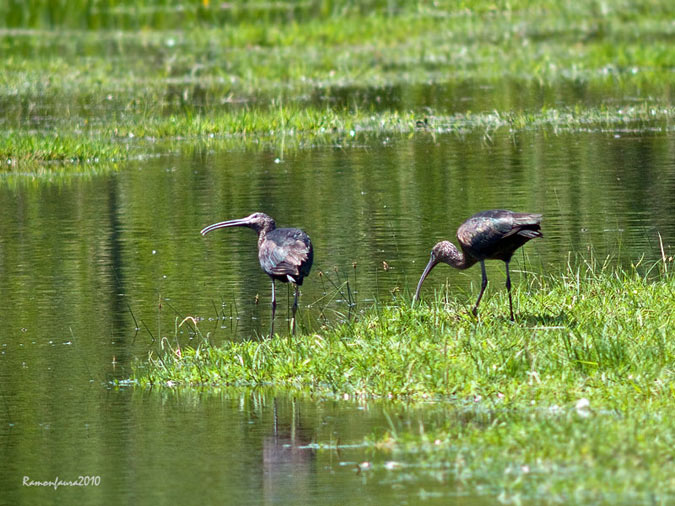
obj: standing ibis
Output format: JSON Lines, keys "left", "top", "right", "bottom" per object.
{"left": 413, "top": 210, "right": 542, "bottom": 320}
{"left": 201, "top": 212, "right": 313, "bottom": 337}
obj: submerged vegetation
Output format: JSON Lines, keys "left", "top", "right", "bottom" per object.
{"left": 133, "top": 260, "right": 675, "bottom": 501}
{"left": 366, "top": 394, "right": 674, "bottom": 503}
{"left": 2, "top": 0, "right": 675, "bottom": 169}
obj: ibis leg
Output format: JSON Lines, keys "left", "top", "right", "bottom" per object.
{"left": 505, "top": 260, "right": 514, "bottom": 321}
{"left": 270, "top": 279, "right": 277, "bottom": 338}
{"left": 472, "top": 260, "right": 488, "bottom": 317}
{"left": 291, "top": 285, "right": 299, "bottom": 335}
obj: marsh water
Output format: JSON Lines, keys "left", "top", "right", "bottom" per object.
{"left": 1, "top": 127, "right": 674, "bottom": 503}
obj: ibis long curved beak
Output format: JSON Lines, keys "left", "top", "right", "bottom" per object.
{"left": 412, "top": 255, "right": 438, "bottom": 306}
{"left": 200, "top": 217, "right": 251, "bottom": 236}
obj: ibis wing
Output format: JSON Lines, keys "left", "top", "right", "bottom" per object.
{"left": 457, "top": 212, "right": 512, "bottom": 248}
{"left": 511, "top": 213, "right": 543, "bottom": 240}
{"left": 457, "top": 210, "right": 542, "bottom": 258}
{"left": 259, "top": 228, "right": 313, "bottom": 283}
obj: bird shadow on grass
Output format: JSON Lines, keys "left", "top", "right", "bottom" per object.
{"left": 515, "top": 310, "right": 576, "bottom": 329}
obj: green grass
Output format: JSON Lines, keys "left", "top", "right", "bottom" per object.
{"left": 3, "top": 0, "right": 675, "bottom": 170}
{"left": 131, "top": 258, "right": 675, "bottom": 502}
{"left": 3, "top": 103, "right": 674, "bottom": 167}
{"left": 132, "top": 259, "right": 674, "bottom": 401}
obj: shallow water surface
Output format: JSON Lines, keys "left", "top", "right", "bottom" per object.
{"left": 0, "top": 130, "right": 673, "bottom": 503}
{"left": 3, "top": 387, "right": 505, "bottom": 505}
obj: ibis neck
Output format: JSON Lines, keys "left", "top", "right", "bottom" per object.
{"left": 450, "top": 251, "right": 475, "bottom": 270}
{"left": 443, "top": 242, "right": 477, "bottom": 270}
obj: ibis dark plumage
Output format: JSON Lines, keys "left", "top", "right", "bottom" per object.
{"left": 413, "top": 210, "right": 542, "bottom": 320}
{"left": 200, "top": 212, "right": 313, "bottom": 336}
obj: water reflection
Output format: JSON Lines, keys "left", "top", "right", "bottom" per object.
{"left": 263, "top": 398, "right": 316, "bottom": 504}
{"left": 0, "top": 383, "right": 522, "bottom": 505}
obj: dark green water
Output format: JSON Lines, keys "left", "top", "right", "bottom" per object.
{"left": 1, "top": 129, "right": 674, "bottom": 503}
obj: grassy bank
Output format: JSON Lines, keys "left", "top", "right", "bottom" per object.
{"left": 133, "top": 261, "right": 674, "bottom": 402}
{"left": 132, "top": 260, "right": 674, "bottom": 502}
